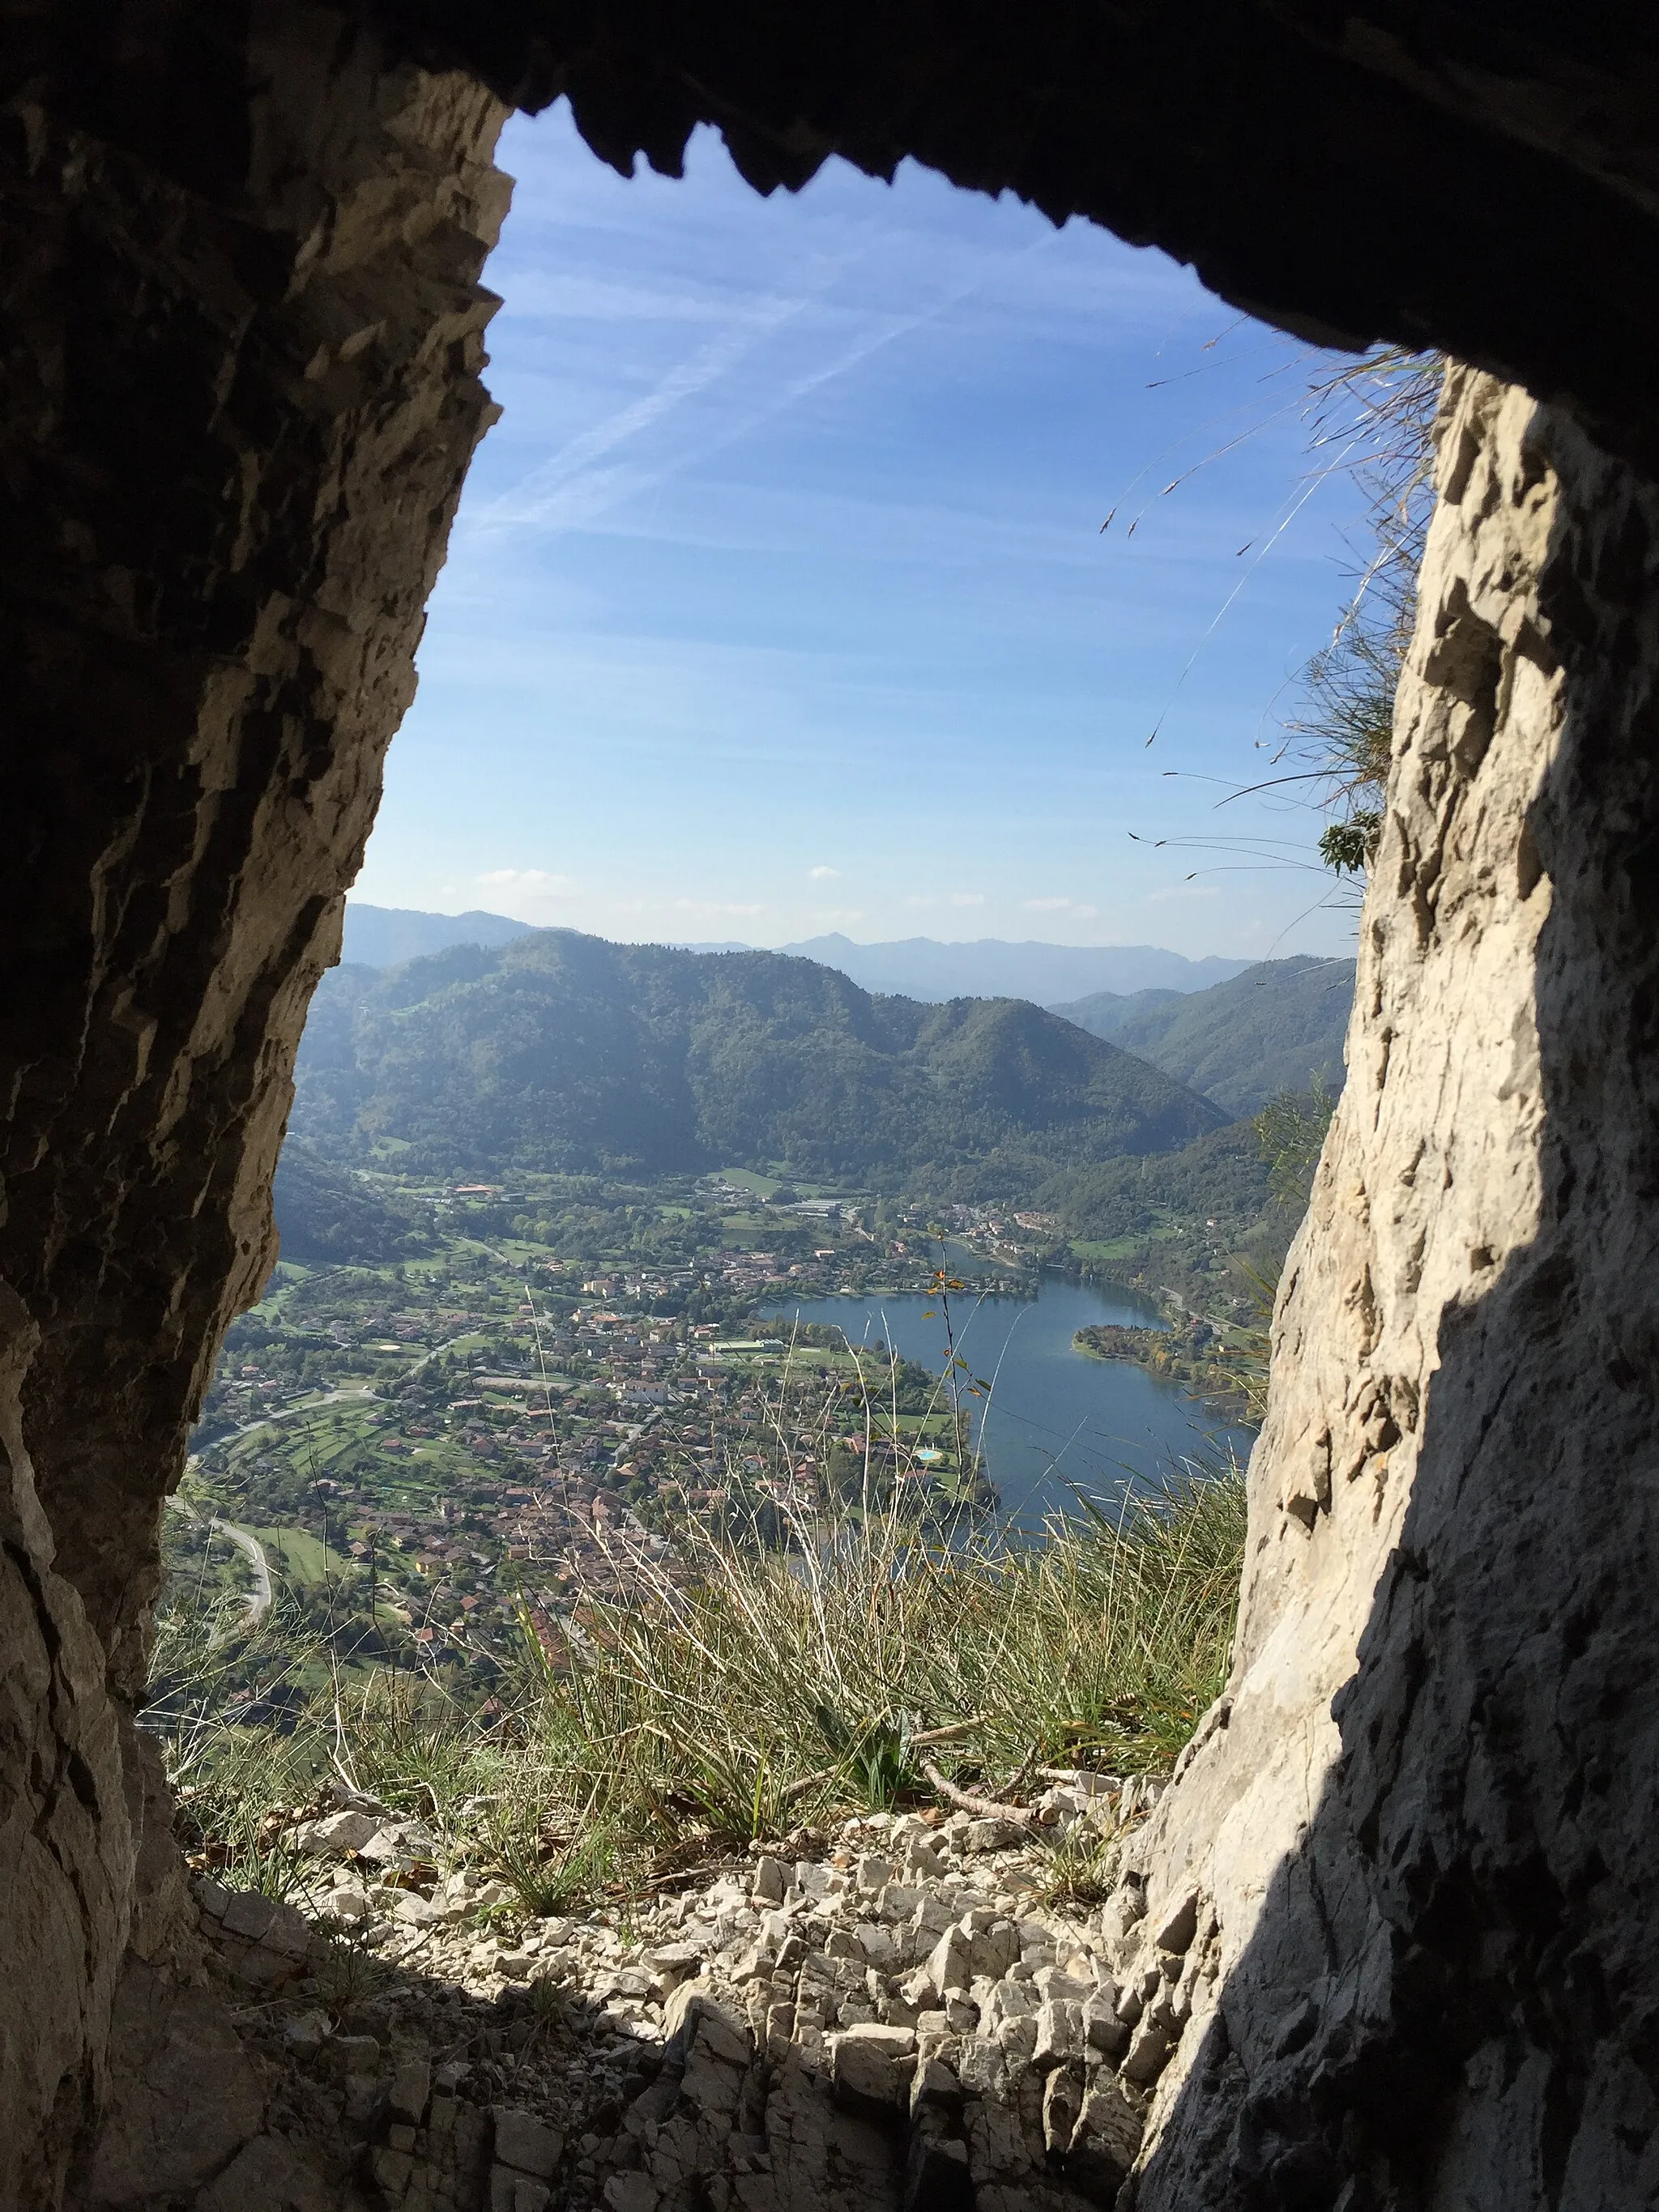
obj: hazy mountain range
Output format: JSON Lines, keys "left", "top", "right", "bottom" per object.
{"left": 296, "top": 931, "right": 1224, "bottom": 1194}
{"left": 341, "top": 906, "right": 1252, "bottom": 1003}
{"left": 757, "top": 935, "right": 1249, "bottom": 1003}
{"left": 342, "top": 905, "right": 533, "bottom": 968}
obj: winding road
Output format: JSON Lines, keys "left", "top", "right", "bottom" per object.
{"left": 210, "top": 1517, "right": 274, "bottom": 1624}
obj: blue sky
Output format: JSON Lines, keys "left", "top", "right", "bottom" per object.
{"left": 352, "top": 105, "right": 1376, "bottom": 959}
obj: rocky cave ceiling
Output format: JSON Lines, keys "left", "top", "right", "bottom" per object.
{"left": 387, "top": 2, "right": 1659, "bottom": 467}
{"left": 12, "top": 6, "right": 1659, "bottom": 466}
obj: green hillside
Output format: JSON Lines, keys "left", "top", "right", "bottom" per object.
{"left": 271, "top": 1139, "right": 434, "bottom": 1264}
{"left": 1037, "top": 1119, "right": 1275, "bottom": 1244}
{"left": 1050, "top": 956, "right": 1354, "bottom": 1117}
{"left": 292, "top": 931, "right": 1224, "bottom": 1194}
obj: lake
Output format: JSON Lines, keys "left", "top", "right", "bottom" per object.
{"left": 764, "top": 1269, "right": 1256, "bottom": 1528}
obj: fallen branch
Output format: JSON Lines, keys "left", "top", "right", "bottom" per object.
{"left": 919, "top": 1759, "right": 1038, "bottom": 1835}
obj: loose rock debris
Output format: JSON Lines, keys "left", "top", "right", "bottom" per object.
{"left": 93, "top": 1776, "right": 1218, "bottom": 2211}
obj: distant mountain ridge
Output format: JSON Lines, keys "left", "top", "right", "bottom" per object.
{"left": 769, "top": 935, "right": 1252, "bottom": 1004}
{"left": 295, "top": 930, "right": 1224, "bottom": 1194}
{"left": 1051, "top": 956, "right": 1356, "bottom": 1118}
{"left": 342, "top": 904, "right": 531, "bottom": 967}
{"left": 343, "top": 910, "right": 1255, "bottom": 1003}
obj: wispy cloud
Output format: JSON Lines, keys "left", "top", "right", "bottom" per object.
{"left": 475, "top": 227, "right": 1061, "bottom": 543}
{"left": 474, "top": 290, "right": 812, "bottom": 535}
{"left": 808, "top": 864, "right": 840, "bottom": 880}
{"left": 1022, "top": 896, "right": 1099, "bottom": 919}
{"left": 673, "top": 897, "right": 765, "bottom": 918}
{"left": 479, "top": 867, "right": 575, "bottom": 897}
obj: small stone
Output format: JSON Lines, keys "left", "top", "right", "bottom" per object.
{"left": 1120, "top": 2014, "right": 1174, "bottom": 2086}
{"left": 282, "top": 2010, "right": 331, "bottom": 2054}
{"left": 1033, "top": 1966, "right": 1094, "bottom": 2005}
{"left": 962, "top": 1817, "right": 1025, "bottom": 1853}
{"left": 909, "top": 2055, "right": 963, "bottom": 2116}
{"left": 394, "top": 1891, "right": 443, "bottom": 1927}
{"left": 751, "top": 1856, "right": 787, "bottom": 1904}
{"left": 956, "top": 2035, "right": 1004, "bottom": 2097}
{"left": 854, "top": 1923, "right": 898, "bottom": 1967}
{"left": 328, "top": 2035, "right": 382, "bottom": 2078}
{"left": 370, "top": 2146, "right": 416, "bottom": 2195}
{"left": 489, "top": 2167, "right": 550, "bottom": 2212}
{"left": 1148, "top": 1887, "right": 1200, "bottom": 1958}
{"left": 911, "top": 1894, "right": 955, "bottom": 1941}
{"left": 905, "top": 2128, "right": 972, "bottom": 2206}
{"left": 1043, "top": 2064, "right": 1085, "bottom": 2157}
{"left": 1084, "top": 1993, "right": 1130, "bottom": 2059}
{"left": 1068, "top": 2080, "right": 1145, "bottom": 2198}
{"left": 220, "top": 1890, "right": 278, "bottom": 1942}
{"left": 833, "top": 2032, "right": 913, "bottom": 2117}
{"left": 967, "top": 1920, "right": 1021, "bottom": 1981}
{"left": 855, "top": 1854, "right": 893, "bottom": 1894}
{"left": 1033, "top": 2000, "right": 1083, "bottom": 2070}
{"left": 296, "top": 1809, "right": 381, "bottom": 1858}
{"left": 840, "top": 2022, "right": 916, "bottom": 2054}
{"left": 983, "top": 1980, "right": 1038, "bottom": 2031}
{"left": 493, "top": 2108, "right": 564, "bottom": 2179}
{"left": 390, "top": 2059, "right": 431, "bottom": 2123}
{"left": 642, "top": 1939, "right": 703, "bottom": 1990}
{"left": 604, "top": 2177, "right": 660, "bottom": 2212}
{"left": 927, "top": 1926, "right": 973, "bottom": 1997}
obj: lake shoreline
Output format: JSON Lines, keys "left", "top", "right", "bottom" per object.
{"left": 1073, "top": 1321, "right": 1254, "bottom": 1421}
{"left": 765, "top": 1268, "right": 1256, "bottom": 1527}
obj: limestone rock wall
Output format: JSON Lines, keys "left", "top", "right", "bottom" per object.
{"left": 0, "top": 11, "right": 508, "bottom": 2201}
{"left": 1105, "top": 369, "right": 1659, "bottom": 2206}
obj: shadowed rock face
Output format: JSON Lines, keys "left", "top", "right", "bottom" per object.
{"left": 1, "top": 6, "right": 1657, "bottom": 2208}
{"left": 0, "top": 11, "right": 508, "bottom": 2201}
{"left": 1104, "top": 369, "right": 1659, "bottom": 2207}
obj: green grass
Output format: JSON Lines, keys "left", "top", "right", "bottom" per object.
{"left": 249, "top": 1527, "right": 339, "bottom": 1588}
{"left": 715, "top": 1168, "right": 784, "bottom": 1198}
{"left": 520, "top": 1463, "right": 1246, "bottom": 1860}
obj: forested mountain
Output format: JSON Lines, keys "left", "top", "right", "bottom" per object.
{"left": 271, "top": 1140, "right": 435, "bottom": 1264}
{"left": 1050, "top": 956, "right": 1355, "bottom": 1117}
{"left": 1035, "top": 1120, "right": 1276, "bottom": 1244}
{"left": 293, "top": 931, "right": 1224, "bottom": 1192}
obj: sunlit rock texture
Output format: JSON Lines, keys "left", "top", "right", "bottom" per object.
{"left": 1110, "top": 367, "right": 1659, "bottom": 2210}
